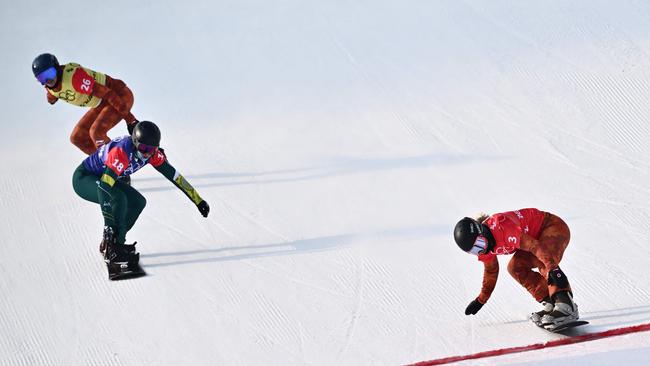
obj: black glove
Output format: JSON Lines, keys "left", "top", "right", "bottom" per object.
{"left": 127, "top": 121, "right": 137, "bottom": 135}
{"left": 197, "top": 200, "right": 210, "bottom": 218}
{"left": 465, "top": 298, "right": 484, "bottom": 315}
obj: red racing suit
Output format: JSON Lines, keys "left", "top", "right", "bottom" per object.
{"left": 476, "top": 208, "right": 572, "bottom": 304}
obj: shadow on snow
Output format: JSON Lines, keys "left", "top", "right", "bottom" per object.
{"left": 135, "top": 153, "right": 507, "bottom": 191}
{"left": 141, "top": 224, "right": 447, "bottom": 268}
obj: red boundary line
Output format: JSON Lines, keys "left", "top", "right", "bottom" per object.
{"left": 408, "top": 322, "right": 650, "bottom": 366}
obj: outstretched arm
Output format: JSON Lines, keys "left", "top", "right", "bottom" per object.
{"left": 465, "top": 256, "right": 499, "bottom": 315}
{"left": 153, "top": 158, "right": 210, "bottom": 217}
{"left": 478, "top": 257, "right": 499, "bottom": 304}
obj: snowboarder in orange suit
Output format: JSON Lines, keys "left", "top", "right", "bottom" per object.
{"left": 32, "top": 53, "right": 138, "bottom": 154}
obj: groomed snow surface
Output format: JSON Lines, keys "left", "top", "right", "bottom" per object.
{"left": 2, "top": 1, "right": 650, "bottom": 365}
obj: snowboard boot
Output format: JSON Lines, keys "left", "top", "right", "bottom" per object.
{"left": 541, "top": 291, "right": 579, "bottom": 330}
{"left": 530, "top": 297, "right": 554, "bottom": 326}
{"left": 123, "top": 242, "right": 137, "bottom": 255}
{"left": 123, "top": 242, "right": 140, "bottom": 265}
{"left": 100, "top": 226, "right": 116, "bottom": 257}
{"left": 105, "top": 243, "right": 137, "bottom": 264}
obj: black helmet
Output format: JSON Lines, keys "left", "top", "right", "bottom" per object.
{"left": 32, "top": 53, "right": 59, "bottom": 77}
{"left": 132, "top": 121, "right": 161, "bottom": 149}
{"left": 454, "top": 217, "right": 487, "bottom": 252}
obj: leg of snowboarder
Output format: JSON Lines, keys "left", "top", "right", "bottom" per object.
{"left": 73, "top": 165, "right": 144, "bottom": 256}
{"left": 540, "top": 268, "right": 579, "bottom": 330}
{"left": 506, "top": 251, "right": 558, "bottom": 325}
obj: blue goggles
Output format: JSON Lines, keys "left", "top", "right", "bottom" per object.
{"left": 36, "top": 66, "right": 57, "bottom": 85}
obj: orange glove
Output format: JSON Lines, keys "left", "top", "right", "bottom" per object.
{"left": 46, "top": 91, "right": 58, "bottom": 105}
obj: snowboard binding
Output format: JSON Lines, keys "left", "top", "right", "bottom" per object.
{"left": 101, "top": 226, "right": 145, "bottom": 280}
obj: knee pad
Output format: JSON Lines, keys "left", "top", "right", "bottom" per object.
{"left": 547, "top": 267, "right": 569, "bottom": 288}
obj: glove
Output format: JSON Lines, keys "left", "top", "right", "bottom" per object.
{"left": 465, "top": 298, "right": 484, "bottom": 315}
{"left": 47, "top": 92, "right": 58, "bottom": 105}
{"left": 127, "top": 119, "right": 138, "bottom": 135}
{"left": 197, "top": 200, "right": 210, "bottom": 218}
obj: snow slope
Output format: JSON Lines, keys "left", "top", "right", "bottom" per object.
{"left": 2, "top": 1, "right": 650, "bottom": 365}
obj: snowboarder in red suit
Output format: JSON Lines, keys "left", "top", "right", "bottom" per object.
{"left": 453, "top": 208, "right": 579, "bottom": 330}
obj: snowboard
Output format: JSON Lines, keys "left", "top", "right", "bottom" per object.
{"left": 536, "top": 320, "right": 589, "bottom": 333}
{"left": 106, "top": 259, "right": 146, "bottom": 281}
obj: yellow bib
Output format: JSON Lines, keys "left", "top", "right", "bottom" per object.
{"left": 47, "top": 63, "right": 106, "bottom": 108}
